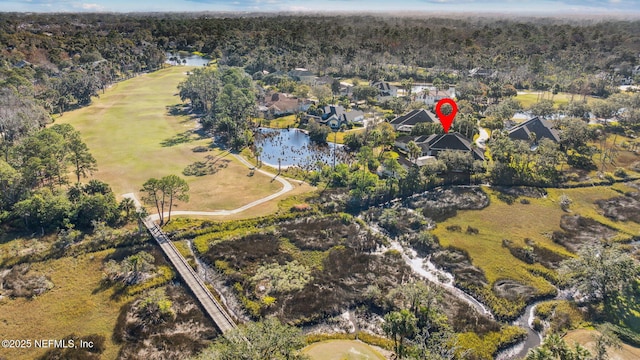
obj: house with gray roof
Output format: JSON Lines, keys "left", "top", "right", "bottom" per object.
{"left": 371, "top": 80, "right": 398, "bottom": 99}
{"left": 303, "top": 104, "right": 364, "bottom": 130}
{"left": 508, "top": 117, "right": 560, "bottom": 144}
{"left": 389, "top": 109, "right": 439, "bottom": 132}
{"left": 395, "top": 132, "right": 485, "bottom": 162}
{"left": 288, "top": 68, "right": 316, "bottom": 84}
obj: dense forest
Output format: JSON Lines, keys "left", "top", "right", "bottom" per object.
{"left": 3, "top": 13, "right": 640, "bottom": 102}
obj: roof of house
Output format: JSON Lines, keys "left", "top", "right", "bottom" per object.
{"left": 321, "top": 105, "right": 364, "bottom": 123}
{"left": 390, "top": 109, "right": 439, "bottom": 127}
{"left": 13, "top": 60, "right": 31, "bottom": 68}
{"left": 427, "top": 133, "right": 485, "bottom": 161}
{"left": 371, "top": 81, "right": 398, "bottom": 97}
{"left": 372, "top": 81, "right": 393, "bottom": 91}
{"left": 469, "top": 67, "right": 494, "bottom": 77}
{"left": 264, "top": 93, "right": 301, "bottom": 114}
{"left": 508, "top": 116, "right": 561, "bottom": 143}
{"left": 397, "top": 132, "right": 484, "bottom": 161}
{"left": 289, "top": 68, "right": 315, "bottom": 78}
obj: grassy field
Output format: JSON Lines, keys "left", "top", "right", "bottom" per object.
{"left": 564, "top": 329, "right": 640, "bottom": 360}
{"left": 56, "top": 66, "right": 282, "bottom": 212}
{"left": 303, "top": 340, "right": 387, "bottom": 360}
{"left": 432, "top": 188, "right": 566, "bottom": 296}
{"left": 260, "top": 114, "right": 298, "bottom": 129}
{"left": 0, "top": 250, "right": 126, "bottom": 360}
{"left": 515, "top": 91, "right": 592, "bottom": 108}
{"left": 326, "top": 128, "right": 366, "bottom": 145}
{"left": 431, "top": 185, "right": 640, "bottom": 316}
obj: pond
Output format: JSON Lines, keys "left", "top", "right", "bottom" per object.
{"left": 255, "top": 128, "right": 349, "bottom": 170}
{"left": 165, "top": 52, "right": 211, "bottom": 67}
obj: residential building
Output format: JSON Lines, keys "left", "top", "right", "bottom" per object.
{"left": 303, "top": 104, "right": 364, "bottom": 130}
{"left": 507, "top": 116, "right": 561, "bottom": 144}
{"left": 415, "top": 87, "right": 456, "bottom": 106}
{"left": 395, "top": 132, "right": 485, "bottom": 162}
{"left": 389, "top": 109, "right": 439, "bottom": 132}
{"left": 371, "top": 80, "right": 398, "bottom": 101}
{"left": 288, "top": 68, "right": 316, "bottom": 84}
{"left": 260, "top": 92, "right": 311, "bottom": 117}
{"left": 469, "top": 67, "right": 495, "bottom": 78}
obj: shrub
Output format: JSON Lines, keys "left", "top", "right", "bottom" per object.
{"left": 565, "top": 173, "right": 581, "bottom": 182}
{"left": 357, "top": 332, "right": 395, "bottom": 351}
{"left": 261, "top": 295, "right": 277, "bottom": 307}
{"left": 446, "top": 224, "right": 462, "bottom": 232}
{"left": 466, "top": 226, "right": 479, "bottom": 235}
{"left": 192, "top": 146, "right": 209, "bottom": 152}
{"left": 532, "top": 318, "right": 543, "bottom": 332}
{"left": 520, "top": 198, "right": 530, "bottom": 204}
{"left": 412, "top": 232, "right": 438, "bottom": 251}
{"left": 603, "top": 172, "right": 615, "bottom": 182}
{"left": 291, "top": 203, "right": 311, "bottom": 212}
{"left": 251, "top": 261, "right": 313, "bottom": 294}
{"left": 614, "top": 167, "right": 628, "bottom": 178}
{"left": 384, "top": 249, "right": 402, "bottom": 258}
{"left": 559, "top": 194, "right": 572, "bottom": 211}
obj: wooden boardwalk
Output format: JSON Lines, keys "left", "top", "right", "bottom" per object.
{"left": 142, "top": 218, "right": 237, "bottom": 334}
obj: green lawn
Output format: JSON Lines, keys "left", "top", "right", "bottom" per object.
{"left": 327, "top": 128, "right": 366, "bottom": 144}
{"left": 56, "top": 66, "right": 282, "bottom": 212}
{"left": 515, "top": 91, "right": 592, "bottom": 108}
{"left": 261, "top": 114, "right": 298, "bottom": 129}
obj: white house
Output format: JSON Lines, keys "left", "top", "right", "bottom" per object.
{"left": 415, "top": 86, "right": 456, "bottom": 106}
{"left": 289, "top": 68, "right": 316, "bottom": 84}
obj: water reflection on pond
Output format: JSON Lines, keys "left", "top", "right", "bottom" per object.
{"left": 165, "top": 52, "right": 211, "bottom": 67}
{"left": 255, "top": 128, "right": 350, "bottom": 169}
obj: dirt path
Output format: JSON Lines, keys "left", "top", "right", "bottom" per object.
{"left": 123, "top": 153, "right": 301, "bottom": 219}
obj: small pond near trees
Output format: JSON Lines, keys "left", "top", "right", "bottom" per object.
{"left": 165, "top": 52, "right": 211, "bottom": 66}
{"left": 255, "top": 128, "right": 349, "bottom": 169}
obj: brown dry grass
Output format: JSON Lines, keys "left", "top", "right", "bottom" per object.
{"left": 303, "top": 340, "right": 387, "bottom": 360}
{"left": 564, "top": 329, "right": 640, "bottom": 360}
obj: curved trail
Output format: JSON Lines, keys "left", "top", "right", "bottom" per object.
{"left": 476, "top": 122, "right": 489, "bottom": 150}
{"left": 123, "top": 153, "right": 299, "bottom": 219}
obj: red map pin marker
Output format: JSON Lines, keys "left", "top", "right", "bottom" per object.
{"left": 435, "top": 98, "right": 458, "bottom": 133}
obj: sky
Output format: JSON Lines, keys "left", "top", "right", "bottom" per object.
{"left": 1, "top": 0, "right": 640, "bottom": 15}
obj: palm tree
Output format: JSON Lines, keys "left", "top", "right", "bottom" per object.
{"left": 119, "top": 197, "right": 136, "bottom": 220}
{"left": 525, "top": 347, "right": 553, "bottom": 360}
{"left": 545, "top": 334, "right": 569, "bottom": 359}
{"left": 407, "top": 140, "right": 421, "bottom": 164}
{"left": 571, "top": 343, "right": 592, "bottom": 360}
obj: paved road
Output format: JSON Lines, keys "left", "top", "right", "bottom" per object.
{"left": 476, "top": 123, "right": 489, "bottom": 150}
{"left": 142, "top": 217, "right": 237, "bottom": 333}
{"left": 124, "top": 154, "right": 297, "bottom": 220}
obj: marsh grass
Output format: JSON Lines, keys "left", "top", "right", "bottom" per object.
{"left": 0, "top": 250, "right": 127, "bottom": 360}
